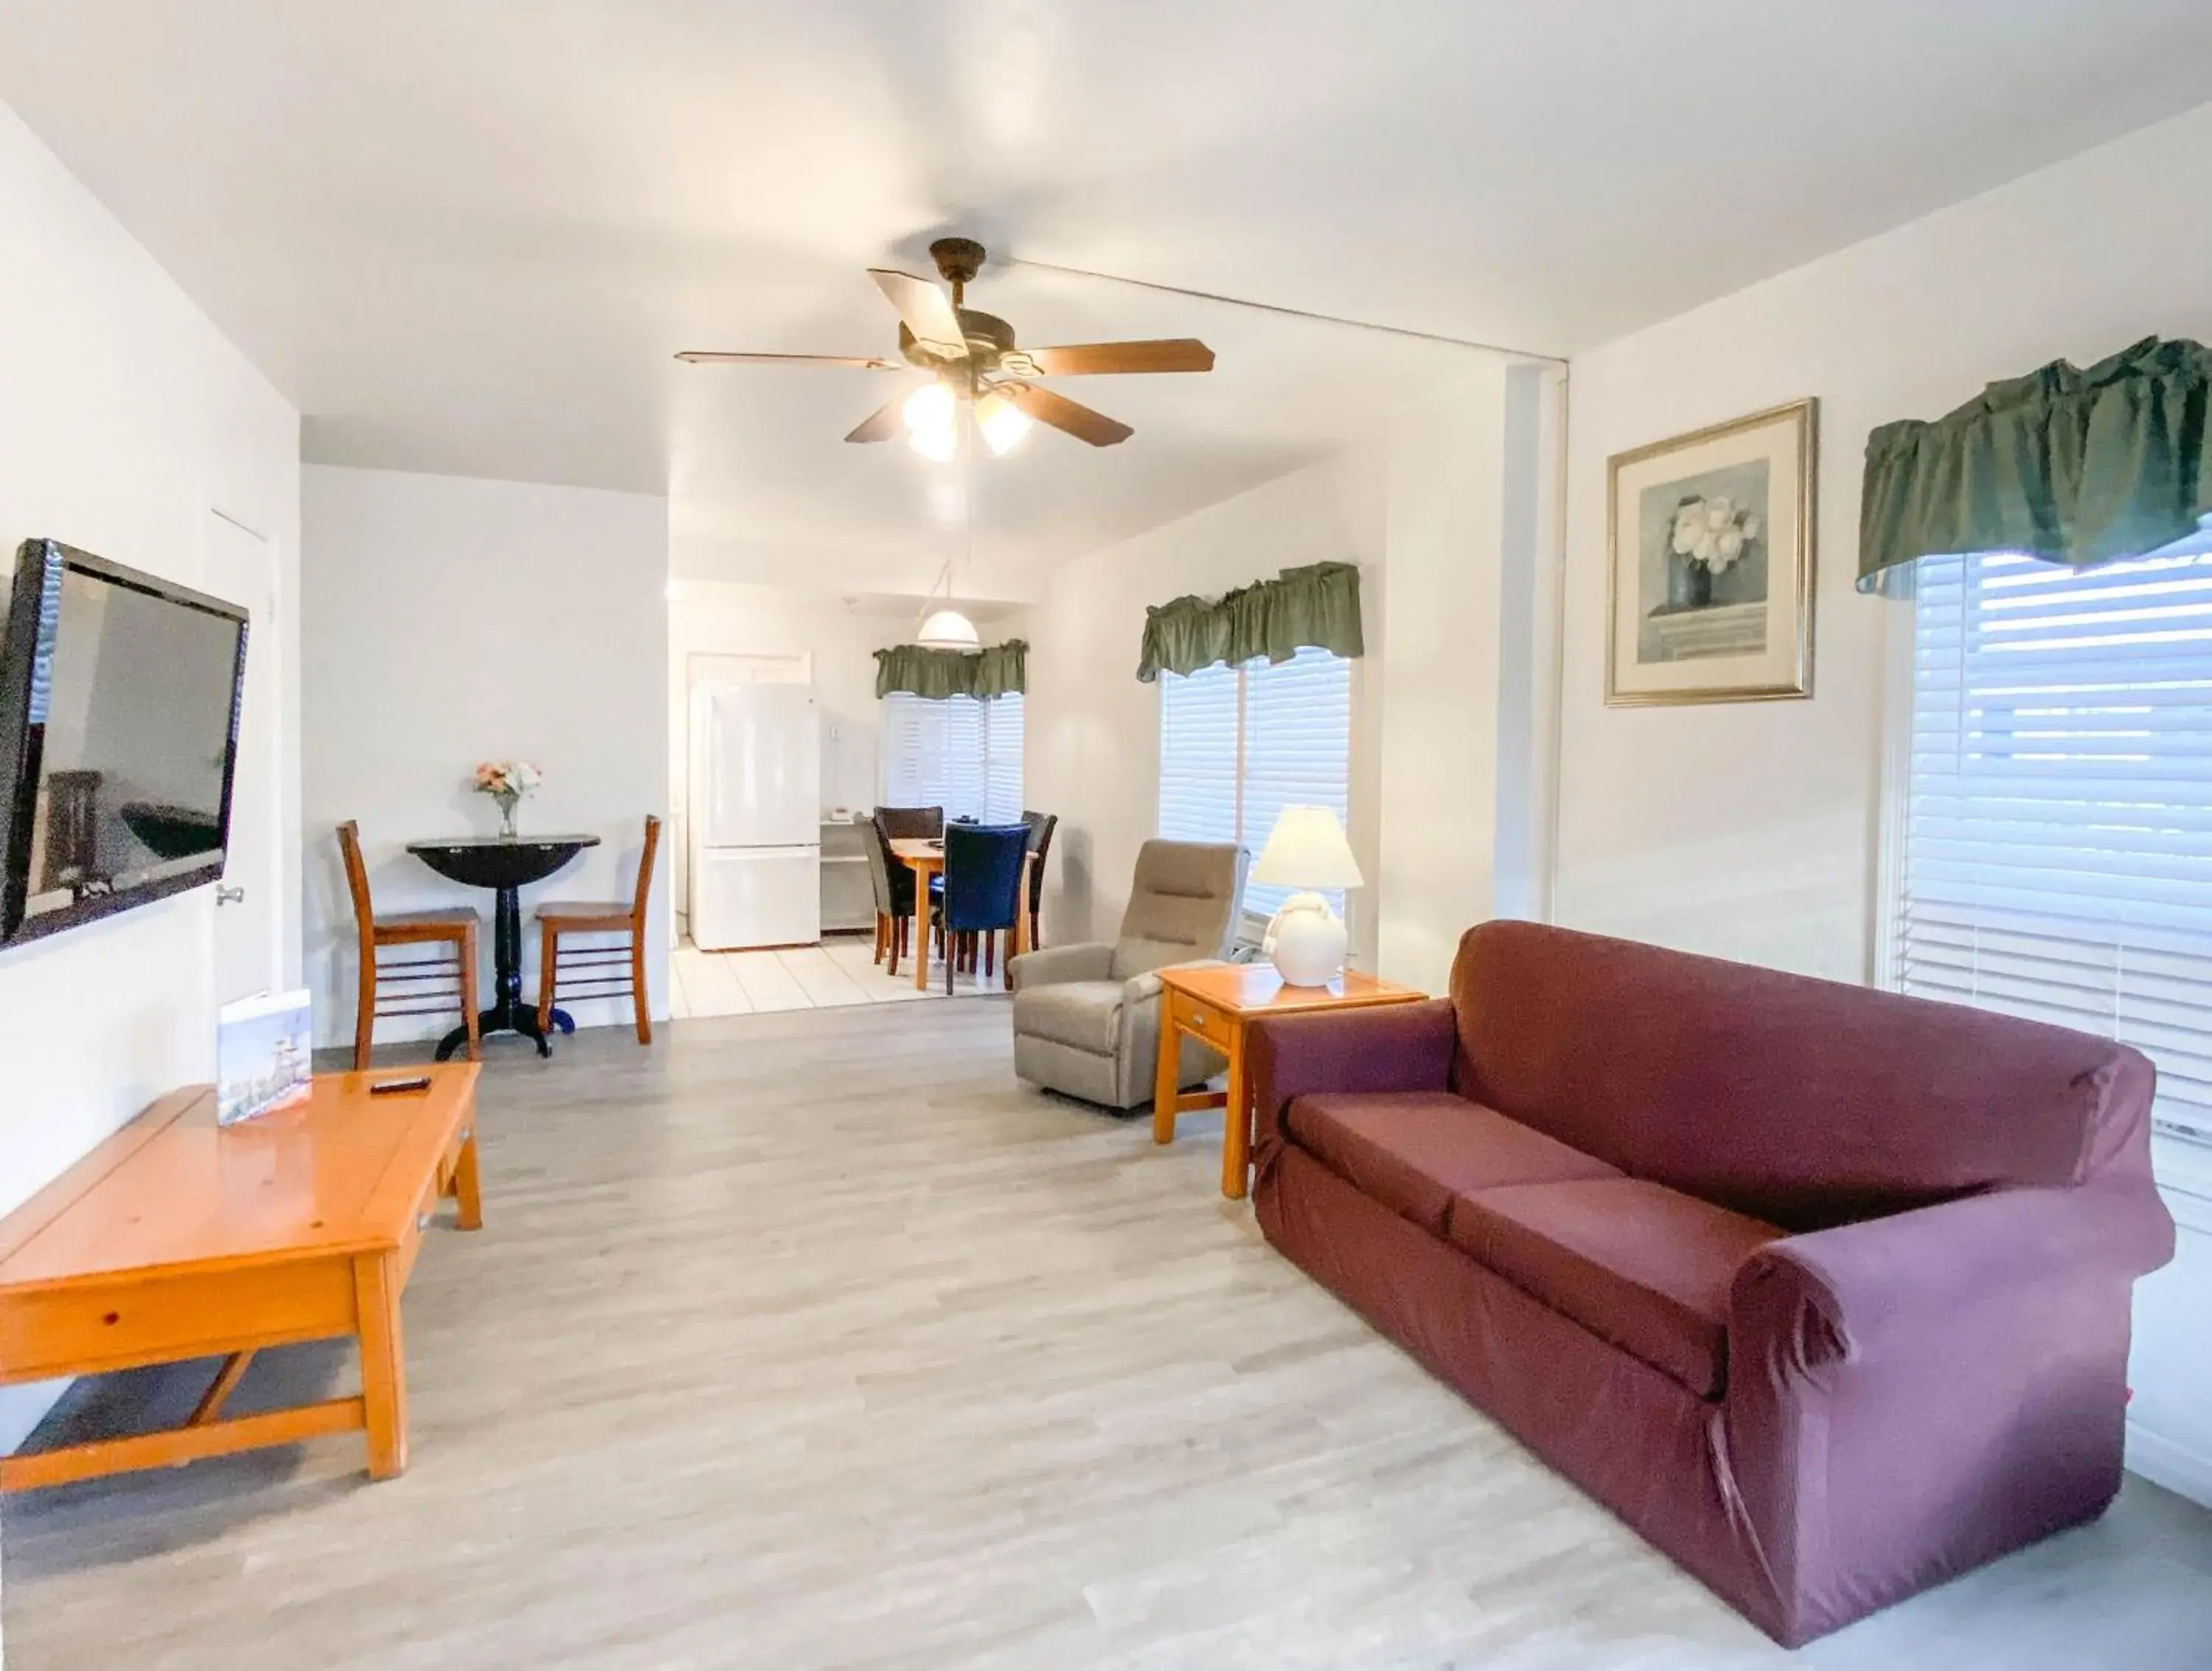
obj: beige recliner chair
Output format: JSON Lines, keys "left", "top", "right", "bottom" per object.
{"left": 1009, "top": 839, "right": 1249, "bottom": 1110}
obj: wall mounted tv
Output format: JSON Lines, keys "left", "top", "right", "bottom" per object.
{"left": 0, "top": 539, "right": 248, "bottom": 947}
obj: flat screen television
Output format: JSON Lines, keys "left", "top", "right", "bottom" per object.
{"left": 0, "top": 539, "right": 248, "bottom": 947}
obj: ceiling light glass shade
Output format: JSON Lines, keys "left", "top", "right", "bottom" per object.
{"left": 916, "top": 608, "right": 981, "bottom": 650}
{"left": 974, "top": 391, "right": 1033, "bottom": 456}
{"left": 1250, "top": 805, "right": 1365, "bottom": 890}
{"left": 904, "top": 381, "right": 958, "bottom": 461}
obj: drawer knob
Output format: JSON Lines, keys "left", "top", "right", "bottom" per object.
{"left": 417, "top": 1212, "right": 433, "bottom": 1231}
{"left": 459, "top": 1125, "right": 472, "bottom": 1142}
{"left": 1191, "top": 1010, "right": 1208, "bottom": 1028}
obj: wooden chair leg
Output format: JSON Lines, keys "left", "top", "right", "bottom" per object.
{"left": 874, "top": 913, "right": 888, "bottom": 965}
{"left": 535, "top": 920, "right": 556, "bottom": 1038}
{"left": 462, "top": 927, "right": 481, "bottom": 1060}
{"left": 984, "top": 931, "right": 995, "bottom": 980}
{"left": 354, "top": 940, "right": 377, "bottom": 1071}
{"left": 1031, "top": 909, "right": 1041, "bottom": 951}
{"left": 945, "top": 934, "right": 954, "bottom": 996}
{"left": 630, "top": 927, "right": 652, "bottom": 1046}
{"left": 887, "top": 913, "right": 902, "bottom": 979}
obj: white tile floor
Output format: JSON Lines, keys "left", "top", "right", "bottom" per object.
{"left": 668, "top": 930, "right": 1016, "bottom": 1017}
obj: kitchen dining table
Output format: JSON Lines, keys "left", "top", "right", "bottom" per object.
{"left": 407, "top": 833, "right": 599, "bottom": 1057}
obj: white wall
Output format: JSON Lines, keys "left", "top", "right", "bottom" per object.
{"left": 1554, "top": 98, "right": 2212, "bottom": 1502}
{"left": 1556, "top": 99, "right": 2212, "bottom": 982}
{"left": 1023, "top": 364, "right": 1559, "bottom": 996}
{"left": 0, "top": 101, "right": 301, "bottom": 1453}
{"left": 300, "top": 465, "right": 669, "bottom": 1046}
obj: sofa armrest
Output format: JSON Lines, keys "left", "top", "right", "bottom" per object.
{"left": 1245, "top": 999, "right": 1458, "bottom": 1178}
{"left": 1009, "top": 942, "right": 1113, "bottom": 991}
{"left": 1732, "top": 1176, "right": 2176, "bottom": 1375}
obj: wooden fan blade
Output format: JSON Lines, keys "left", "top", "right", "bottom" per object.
{"left": 998, "top": 381, "right": 1133, "bottom": 447}
{"left": 676, "top": 351, "right": 902, "bottom": 369}
{"left": 844, "top": 397, "right": 905, "bottom": 444}
{"left": 1023, "top": 339, "right": 1215, "bottom": 376}
{"left": 867, "top": 269, "right": 968, "bottom": 360}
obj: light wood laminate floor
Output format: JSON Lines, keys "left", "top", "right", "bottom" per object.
{"left": 4, "top": 1003, "right": 2209, "bottom": 1669}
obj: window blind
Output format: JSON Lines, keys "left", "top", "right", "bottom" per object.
{"left": 1158, "top": 647, "right": 1352, "bottom": 920}
{"left": 1899, "top": 544, "right": 2212, "bottom": 1146}
{"left": 1158, "top": 661, "right": 1239, "bottom": 848}
{"left": 882, "top": 692, "right": 1023, "bottom": 823}
{"left": 1242, "top": 648, "right": 1353, "bottom": 918}
{"left": 984, "top": 693, "right": 1023, "bottom": 823}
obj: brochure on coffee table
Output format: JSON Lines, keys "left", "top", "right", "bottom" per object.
{"left": 217, "top": 989, "right": 313, "bottom": 1126}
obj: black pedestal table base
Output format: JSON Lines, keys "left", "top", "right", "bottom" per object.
{"left": 405, "top": 833, "right": 602, "bottom": 1059}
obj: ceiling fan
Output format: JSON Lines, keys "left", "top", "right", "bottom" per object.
{"left": 676, "top": 237, "right": 1215, "bottom": 456}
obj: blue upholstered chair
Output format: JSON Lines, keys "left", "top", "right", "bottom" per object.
{"left": 932, "top": 822, "right": 1029, "bottom": 993}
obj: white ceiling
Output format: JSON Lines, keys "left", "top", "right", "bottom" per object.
{"left": 2, "top": 1, "right": 2208, "bottom": 597}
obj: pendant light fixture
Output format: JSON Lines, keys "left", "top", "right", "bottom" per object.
{"left": 914, "top": 410, "right": 982, "bottom": 650}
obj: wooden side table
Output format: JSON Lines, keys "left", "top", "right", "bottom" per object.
{"left": 1152, "top": 962, "right": 1427, "bottom": 1200}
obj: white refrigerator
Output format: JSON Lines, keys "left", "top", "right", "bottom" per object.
{"left": 690, "top": 682, "right": 821, "bottom": 950}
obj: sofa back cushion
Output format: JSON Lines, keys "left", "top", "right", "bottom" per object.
{"left": 1448, "top": 920, "right": 2156, "bottom": 1231}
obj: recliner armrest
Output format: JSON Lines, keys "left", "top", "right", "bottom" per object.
{"left": 1245, "top": 999, "right": 1458, "bottom": 1178}
{"left": 1731, "top": 1175, "right": 2176, "bottom": 1377}
{"left": 1009, "top": 942, "right": 1113, "bottom": 991}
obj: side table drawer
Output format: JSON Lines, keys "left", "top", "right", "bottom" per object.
{"left": 1178, "top": 998, "right": 1237, "bottom": 1052}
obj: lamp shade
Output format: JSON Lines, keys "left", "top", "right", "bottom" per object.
{"left": 1249, "top": 805, "right": 1363, "bottom": 890}
{"left": 915, "top": 608, "right": 981, "bottom": 650}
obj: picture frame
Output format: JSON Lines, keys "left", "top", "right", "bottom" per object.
{"left": 1605, "top": 397, "right": 1817, "bottom": 705}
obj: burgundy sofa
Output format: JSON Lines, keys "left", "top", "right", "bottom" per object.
{"left": 1246, "top": 921, "right": 2175, "bottom": 1646}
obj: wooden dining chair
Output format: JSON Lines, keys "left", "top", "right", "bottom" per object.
{"left": 535, "top": 815, "right": 661, "bottom": 1046}
{"left": 338, "top": 820, "right": 481, "bottom": 1071}
{"left": 1020, "top": 810, "right": 1058, "bottom": 951}
{"left": 861, "top": 813, "right": 919, "bottom": 977}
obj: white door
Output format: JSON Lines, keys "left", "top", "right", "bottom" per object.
{"left": 204, "top": 512, "right": 282, "bottom": 1001}
{"left": 697, "top": 684, "right": 820, "bottom": 848}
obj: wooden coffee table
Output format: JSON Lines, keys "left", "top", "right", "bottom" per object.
{"left": 1153, "top": 962, "right": 1427, "bottom": 1200}
{"left": 0, "top": 1063, "right": 481, "bottom": 1492}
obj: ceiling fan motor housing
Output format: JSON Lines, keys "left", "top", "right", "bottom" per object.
{"left": 898, "top": 309, "right": 1020, "bottom": 378}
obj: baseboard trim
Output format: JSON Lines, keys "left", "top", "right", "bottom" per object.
{"left": 2126, "top": 1420, "right": 2212, "bottom": 1508}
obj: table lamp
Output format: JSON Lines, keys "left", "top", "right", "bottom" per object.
{"left": 1249, "top": 805, "right": 1363, "bottom": 986}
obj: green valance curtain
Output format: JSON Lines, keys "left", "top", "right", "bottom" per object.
{"left": 1860, "top": 336, "right": 2212, "bottom": 592}
{"left": 1135, "top": 561, "right": 1365, "bottom": 682}
{"left": 873, "top": 638, "right": 1027, "bottom": 700}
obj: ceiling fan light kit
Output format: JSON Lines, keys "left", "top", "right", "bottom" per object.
{"left": 678, "top": 236, "right": 1215, "bottom": 454}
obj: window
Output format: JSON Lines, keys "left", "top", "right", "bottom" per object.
{"left": 882, "top": 692, "right": 1023, "bottom": 823}
{"left": 1158, "top": 646, "right": 1352, "bottom": 920}
{"left": 1894, "top": 543, "right": 2212, "bottom": 1147}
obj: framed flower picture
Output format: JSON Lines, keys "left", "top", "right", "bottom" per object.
{"left": 1605, "top": 397, "right": 1816, "bottom": 705}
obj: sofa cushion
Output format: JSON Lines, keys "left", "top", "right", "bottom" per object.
{"left": 1012, "top": 981, "right": 1123, "bottom": 1055}
{"left": 1284, "top": 1093, "right": 1621, "bottom": 1237}
{"left": 1446, "top": 1178, "right": 1782, "bottom": 1397}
